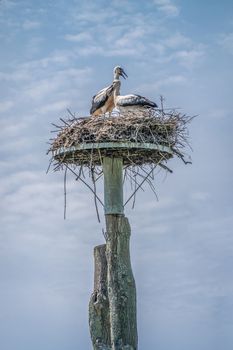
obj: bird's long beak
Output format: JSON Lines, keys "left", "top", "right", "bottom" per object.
{"left": 120, "top": 68, "right": 128, "bottom": 79}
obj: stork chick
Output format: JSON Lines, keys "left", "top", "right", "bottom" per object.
{"left": 90, "top": 66, "right": 128, "bottom": 117}
{"left": 113, "top": 80, "right": 158, "bottom": 115}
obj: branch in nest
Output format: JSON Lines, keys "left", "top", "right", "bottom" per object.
{"left": 66, "top": 165, "right": 104, "bottom": 207}
{"left": 91, "top": 168, "right": 101, "bottom": 223}
{"left": 124, "top": 165, "right": 157, "bottom": 207}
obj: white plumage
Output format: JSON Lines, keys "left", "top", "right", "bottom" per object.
{"left": 90, "top": 66, "right": 127, "bottom": 117}
{"left": 112, "top": 80, "right": 158, "bottom": 114}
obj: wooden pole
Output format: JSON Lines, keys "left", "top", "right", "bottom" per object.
{"left": 102, "top": 157, "right": 124, "bottom": 215}
{"left": 89, "top": 157, "right": 138, "bottom": 349}
{"left": 89, "top": 245, "right": 111, "bottom": 349}
{"left": 104, "top": 157, "right": 137, "bottom": 349}
{"left": 105, "top": 215, "right": 138, "bottom": 350}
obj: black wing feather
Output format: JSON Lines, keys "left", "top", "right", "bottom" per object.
{"left": 90, "top": 84, "right": 114, "bottom": 114}
{"left": 118, "top": 94, "right": 157, "bottom": 108}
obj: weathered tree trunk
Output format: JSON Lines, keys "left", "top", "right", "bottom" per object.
{"left": 89, "top": 157, "right": 137, "bottom": 349}
{"left": 89, "top": 244, "right": 111, "bottom": 349}
{"left": 106, "top": 214, "right": 137, "bottom": 350}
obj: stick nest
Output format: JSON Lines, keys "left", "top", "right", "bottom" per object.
{"left": 48, "top": 109, "right": 192, "bottom": 169}
{"left": 47, "top": 108, "right": 193, "bottom": 219}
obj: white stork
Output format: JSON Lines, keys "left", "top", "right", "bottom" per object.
{"left": 112, "top": 80, "right": 158, "bottom": 115}
{"left": 90, "top": 66, "right": 128, "bottom": 117}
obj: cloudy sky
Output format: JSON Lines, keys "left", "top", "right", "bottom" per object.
{"left": 0, "top": 0, "right": 233, "bottom": 349}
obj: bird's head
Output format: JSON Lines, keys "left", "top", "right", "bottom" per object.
{"left": 113, "top": 66, "right": 128, "bottom": 79}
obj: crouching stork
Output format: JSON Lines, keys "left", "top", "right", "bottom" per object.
{"left": 112, "top": 80, "right": 158, "bottom": 115}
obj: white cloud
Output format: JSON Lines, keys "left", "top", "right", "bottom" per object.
{"left": 0, "top": 119, "right": 28, "bottom": 140}
{"left": 147, "top": 32, "right": 204, "bottom": 69}
{"left": 160, "top": 74, "right": 187, "bottom": 85}
{"left": 154, "top": 45, "right": 205, "bottom": 69}
{"left": 24, "top": 67, "right": 92, "bottom": 101}
{"left": 25, "top": 78, "right": 62, "bottom": 100}
{"left": 0, "top": 100, "right": 14, "bottom": 112}
{"left": 61, "top": 2, "right": 201, "bottom": 65}
{"left": 74, "top": 7, "right": 115, "bottom": 24}
{"left": 206, "top": 108, "right": 230, "bottom": 120}
{"left": 220, "top": 32, "right": 233, "bottom": 54}
{"left": 191, "top": 191, "right": 210, "bottom": 201}
{"left": 0, "top": 168, "right": 101, "bottom": 237}
{"left": 25, "top": 36, "right": 44, "bottom": 55}
{"left": 64, "top": 32, "right": 92, "bottom": 42}
{"left": 78, "top": 44, "right": 142, "bottom": 58}
{"left": 173, "top": 48, "right": 205, "bottom": 68}
{"left": 0, "top": 51, "right": 77, "bottom": 84}
{"left": 22, "top": 20, "right": 41, "bottom": 30}
{"left": 0, "top": 69, "right": 31, "bottom": 82}
{"left": 163, "top": 33, "right": 191, "bottom": 49}
{"left": 0, "top": 0, "right": 17, "bottom": 9}
{"left": 0, "top": 136, "right": 32, "bottom": 153}
{"left": 38, "top": 100, "right": 71, "bottom": 114}
{"left": 20, "top": 51, "right": 75, "bottom": 69}
{"left": 115, "top": 27, "right": 146, "bottom": 47}
{"left": 136, "top": 74, "right": 187, "bottom": 95}
{"left": 1, "top": 60, "right": 92, "bottom": 115}
{"left": 65, "top": 15, "right": 203, "bottom": 64}
{"left": 154, "top": 0, "right": 179, "bottom": 17}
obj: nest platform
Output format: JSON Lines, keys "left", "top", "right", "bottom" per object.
{"left": 49, "top": 110, "right": 191, "bottom": 169}
{"left": 47, "top": 109, "right": 192, "bottom": 216}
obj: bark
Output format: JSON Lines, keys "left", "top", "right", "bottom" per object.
{"left": 106, "top": 215, "right": 137, "bottom": 350}
{"left": 89, "top": 244, "right": 111, "bottom": 349}
{"left": 90, "top": 157, "right": 137, "bottom": 350}
{"left": 89, "top": 216, "right": 137, "bottom": 350}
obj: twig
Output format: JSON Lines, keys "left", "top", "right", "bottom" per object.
{"left": 51, "top": 123, "right": 62, "bottom": 129}
{"left": 102, "top": 228, "right": 108, "bottom": 241}
{"left": 66, "top": 165, "right": 104, "bottom": 207}
{"left": 64, "top": 166, "right": 68, "bottom": 220}
{"left": 124, "top": 165, "right": 156, "bottom": 207}
{"left": 91, "top": 168, "right": 101, "bottom": 223}
{"left": 60, "top": 117, "right": 70, "bottom": 126}
{"left": 75, "top": 165, "right": 83, "bottom": 181}
{"left": 158, "top": 163, "right": 173, "bottom": 173}
{"left": 172, "top": 148, "right": 192, "bottom": 164}
{"left": 46, "top": 157, "right": 53, "bottom": 174}
{"left": 67, "top": 108, "right": 76, "bottom": 118}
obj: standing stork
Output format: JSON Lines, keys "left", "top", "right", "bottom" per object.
{"left": 112, "top": 80, "right": 158, "bottom": 115}
{"left": 90, "top": 66, "right": 128, "bottom": 117}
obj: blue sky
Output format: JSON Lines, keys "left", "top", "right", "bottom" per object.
{"left": 0, "top": 0, "right": 233, "bottom": 349}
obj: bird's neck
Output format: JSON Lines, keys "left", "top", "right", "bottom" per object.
{"left": 114, "top": 72, "right": 120, "bottom": 80}
{"left": 113, "top": 80, "right": 121, "bottom": 97}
